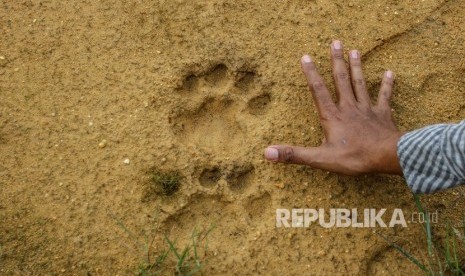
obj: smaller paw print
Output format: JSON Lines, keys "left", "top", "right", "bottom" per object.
{"left": 197, "top": 163, "right": 255, "bottom": 193}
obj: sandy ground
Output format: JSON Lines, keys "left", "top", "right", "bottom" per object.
{"left": 1, "top": 0, "right": 465, "bottom": 274}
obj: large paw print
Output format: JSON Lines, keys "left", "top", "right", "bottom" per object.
{"left": 170, "top": 63, "right": 271, "bottom": 154}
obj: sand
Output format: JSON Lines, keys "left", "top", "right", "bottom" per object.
{"left": 1, "top": 0, "right": 465, "bottom": 274}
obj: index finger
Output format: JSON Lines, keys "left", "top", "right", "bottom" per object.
{"left": 301, "top": 55, "right": 338, "bottom": 120}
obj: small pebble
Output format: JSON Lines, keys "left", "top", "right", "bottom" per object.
{"left": 88, "top": 121, "right": 93, "bottom": 126}
{"left": 123, "top": 158, "right": 130, "bottom": 164}
{"left": 0, "top": 56, "right": 5, "bottom": 60}
{"left": 98, "top": 140, "right": 107, "bottom": 148}
{"left": 14, "top": 68, "right": 19, "bottom": 72}
{"left": 275, "top": 183, "right": 285, "bottom": 189}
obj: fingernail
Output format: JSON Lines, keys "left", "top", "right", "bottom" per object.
{"left": 264, "top": 147, "right": 279, "bottom": 161}
{"left": 350, "top": 50, "right": 359, "bottom": 59}
{"left": 386, "top": 70, "right": 393, "bottom": 78}
{"left": 333, "top": 40, "right": 342, "bottom": 50}
{"left": 302, "top": 55, "right": 312, "bottom": 63}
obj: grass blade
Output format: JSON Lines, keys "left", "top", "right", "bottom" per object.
{"left": 377, "top": 233, "right": 428, "bottom": 272}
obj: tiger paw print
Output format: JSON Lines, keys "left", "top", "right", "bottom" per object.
{"left": 170, "top": 63, "right": 271, "bottom": 154}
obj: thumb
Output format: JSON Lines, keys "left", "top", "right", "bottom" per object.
{"left": 264, "top": 145, "right": 323, "bottom": 166}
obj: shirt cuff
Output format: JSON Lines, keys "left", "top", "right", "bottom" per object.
{"left": 397, "top": 123, "right": 462, "bottom": 194}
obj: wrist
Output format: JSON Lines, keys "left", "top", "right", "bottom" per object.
{"left": 372, "top": 131, "right": 404, "bottom": 175}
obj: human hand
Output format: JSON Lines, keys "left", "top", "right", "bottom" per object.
{"left": 264, "top": 40, "right": 403, "bottom": 175}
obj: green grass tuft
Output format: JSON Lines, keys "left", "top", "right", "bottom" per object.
{"left": 148, "top": 169, "right": 182, "bottom": 197}
{"left": 381, "top": 193, "right": 465, "bottom": 275}
{"left": 111, "top": 212, "right": 214, "bottom": 276}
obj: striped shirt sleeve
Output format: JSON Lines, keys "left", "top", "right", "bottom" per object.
{"left": 397, "top": 120, "right": 465, "bottom": 194}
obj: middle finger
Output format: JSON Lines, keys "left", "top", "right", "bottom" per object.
{"left": 331, "top": 40, "right": 356, "bottom": 107}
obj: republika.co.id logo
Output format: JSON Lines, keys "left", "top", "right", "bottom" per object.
{"left": 276, "top": 208, "right": 437, "bottom": 228}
